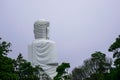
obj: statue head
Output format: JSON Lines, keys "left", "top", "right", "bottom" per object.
{"left": 34, "top": 20, "right": 49, "bottom": 39}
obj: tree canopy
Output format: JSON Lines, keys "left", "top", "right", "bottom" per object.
{"left": 1, "top": 34, "right": 120, "bottom": 80}
{"left": 0, "top": 38, "right": 50, "bottom": 80}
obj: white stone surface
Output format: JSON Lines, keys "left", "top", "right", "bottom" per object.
{"left": 28, "top": 39, "right": 58, "bottom": 78}
{"left": 34, "top": 20, "right": 49, "bottom": 39}
{"left": 28, "top": 20, "right": 58, "bottom": 79}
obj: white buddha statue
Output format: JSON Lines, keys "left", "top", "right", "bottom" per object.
{"left": 28, "top": 20, "right": 58, "bottom": 79}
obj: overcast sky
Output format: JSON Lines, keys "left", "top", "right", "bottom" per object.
{"left": 0, "top": 0, "right": 120, "bottom": 70}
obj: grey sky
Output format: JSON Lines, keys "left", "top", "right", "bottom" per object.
{"left": 0, "top": 0, "right": 120, "bottom": 70}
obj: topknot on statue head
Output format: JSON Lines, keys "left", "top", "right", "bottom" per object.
{"left": 34, "top": 19, "right": 49, "bottom": 27}
{"left": 34, "top": 19, "right": 50, "bottom": 39}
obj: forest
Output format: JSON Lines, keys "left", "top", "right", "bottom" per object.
{"left": 0, "top": 35, "right": 120, "bottom": 80}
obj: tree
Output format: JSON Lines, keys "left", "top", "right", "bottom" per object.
{"left": 72, "top": 66, "right": 88, "bottom": 80}
{"left": 14, "top": 53, "right": 51, "bottom": 80}
{"left": 72, "top": 51, "right": 112, "bottom": 80}
{"left": 0, "top": 38, "right": 11, "bottom": 56}
{"left": 91, "top": 52, "right": 112, "bottom": 74}
{"left": 109, "top": 35, "right": 120, "bottom": 67}
{"left": 14, "top": 53, "right": 43, "bottom": 80}
{"left": 0, "top": 37, "right": 50, "bottom": 80}
{"left": 0, "top": 38, "right": 18, "bottom": 79}
{"left": 54, "top": 62, "right": 70, "bottom": 80}
{"left": 108, "top": 35, "right": 120, "bottom": 80}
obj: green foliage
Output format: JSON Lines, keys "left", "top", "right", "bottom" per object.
{"left": 14, "top": 53, "right": 40, "bottom": 80}
{"left": 1, "top": 34, "right": 120, "bottom": 80}
{"left": 0, "top": 38, "right": 18, "bottom": 79}
{"left": 72, "top": 52, "right": 112, "bottom": 80}
{"left": 54, "top": 62, "right": 70, "bottom": 80}
{"left": 108, "top": 35, "right": 120, "bottom": 80}
{"left": 91, "top": 51, "right": 112, "bottom": 74}
{"left": 72, "top": 67, "right": 85, "bottom": 80}
{"left": 0, "top": 37, "right": 50, "bottom": 80}
{"left": 0, "top": 38, "right": 11, "bottom": 56}
{"left": 109, "top": 35, "right": 120, "bottom": 67}
{"left": 109, "top": 35, "right": 120, "bottom": 53}
{"left": 71, "top": 35, "right": 120, "bottom": 80}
